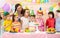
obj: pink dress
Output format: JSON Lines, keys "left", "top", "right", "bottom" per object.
{"left": 36, "top": 18, "right": 44, "bottom": 31}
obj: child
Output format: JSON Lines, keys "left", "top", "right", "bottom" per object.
{"left": 56, "top": 10, "right": 60, "bottom": 32}
{"left": 36, "top": 10, "right": 44, "bottom": 31}
{"left": 46, "top": 12, "right": 55, "bottom": 33}
{"left": 11, "top": 15, "right": 21, "bottom": 32}
{"left": 21, "top": 9, "right": 30, "bottom": 30}
{"left": 29, "top": 15, "right": 36, "bottom": 32}
{"left": 3, "top": 12, "right": 12, "bottom": 32}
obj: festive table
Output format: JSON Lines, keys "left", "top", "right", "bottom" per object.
{"left": 1, "top": 32, "right": 60, "bottom": 38}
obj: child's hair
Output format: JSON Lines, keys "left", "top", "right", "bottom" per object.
{"left": 12, "top": 14, "right": 21, "bottom": 22}
{"left": 30, "top": 15, "right": 35, "bottom": 17}
{"left": 48, "top": 11, "right": 54, "bottom": 18}
{"left": 56, "top": 10, "right": 60, "bottom": 13}
{"left": 23, "top": 9, "right": 29, "bottom": 16}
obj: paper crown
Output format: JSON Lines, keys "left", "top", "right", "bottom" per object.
{"left": 37, "top": 10, "right": 43, "bottom": 15}
{"left": 3, "top": 11, "right": 9, "bottom": 16}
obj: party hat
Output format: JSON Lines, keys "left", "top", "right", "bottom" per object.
{"left": 3, "top": 11, "right": 9, "bottom": 16}
{"left": 30, "top": 10, "right": 35, "bottom": 15}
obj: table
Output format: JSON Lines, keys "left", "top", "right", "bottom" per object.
{"left": 1, "top": 32, "right": 60, "bottom": 38}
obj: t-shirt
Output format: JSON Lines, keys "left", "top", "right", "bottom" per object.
{"left": 3, "top": 20, "right": 12, "bottom": 32}
{"left": 21, "top": 17, "right": 30, "bottom": 29}
{"left": 46, "top": 18, "right": 55, "bottom": 28}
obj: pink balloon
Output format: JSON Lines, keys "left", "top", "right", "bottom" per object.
{"left": 2, "top": 3, "right": 10, "bottom": 12}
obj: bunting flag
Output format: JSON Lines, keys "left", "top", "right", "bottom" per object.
{"left": 36, "top": 0, "right": 40, "bottom": 4}
{"left": 40, "top": 0, "right": 44, "bottom": 4}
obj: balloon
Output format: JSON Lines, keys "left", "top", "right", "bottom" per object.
{"left": 2, "top": 3, "right": 10, "bottom": 12}
{"left": 40, "top": 0, "right": 44, "bottom": 3}
{"left": 30, "top": 10, "right": 35, "bottom": 15}
{"left": 27, "top": 0, "right": 32, "bottom": 2}
{"left": 49, "top": 7, "right": 54, "bottom": 12}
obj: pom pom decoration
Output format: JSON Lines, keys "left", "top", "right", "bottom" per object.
{"left": 2, "top": 3, "right": 10, "bottom": 12}
{"left": 3, "top": 11, "right": 9, "bottom": 16}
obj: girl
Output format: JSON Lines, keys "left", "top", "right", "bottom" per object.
{"left": 36, "top": 10, "right": 44, "bottom": 32}
{"left": 11, "top": 15, "right": 21, "bottom": 32}
{"left": 21, "top": 9, "right": 30, "bottom": 30}
{"left": 46, "top": 12, "right": 55, "bottom": 33}
{"left": 56, "top": 10, "right": 60, "bottom": 32}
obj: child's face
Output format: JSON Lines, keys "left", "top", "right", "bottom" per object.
{"left": 30, "top": 16, "right": 35, "bottom": 21}
{"left": 24, "top": 10, "right": 29, "bottom": 17}
{"left": 37, "top": 14, "right": 42, "bottom": 18}
{"left": 7, "top": 15, "right": 11, "bottom": 20}
{"left": 48, "top": 14, "right": 53, "bottom": 18}
{"left": 14, "top": 16, "right": 19, "bottom": 21}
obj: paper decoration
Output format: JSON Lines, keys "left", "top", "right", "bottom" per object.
{"left": 36, "top": 0, "right": 40, "bottom": 4}
{"left": 2, "top": 3, "right": 10, "bottom": 12}
{"left": 26, "top": 0, "right": 32, "bottom": 2}
{"left": 30, "top": 10, "right": 35, "bottom": 15}
{"left": 40, "top": 0, "right": 44, "bottom": 4}
{"left": 32, "top": 0, "right": 36, "bottom": 3}
{"left": 49, "top": 6, "right": 54, "bottom": 12}
{"left": 44, "top": 0, "right": 49, "bottom": 3}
